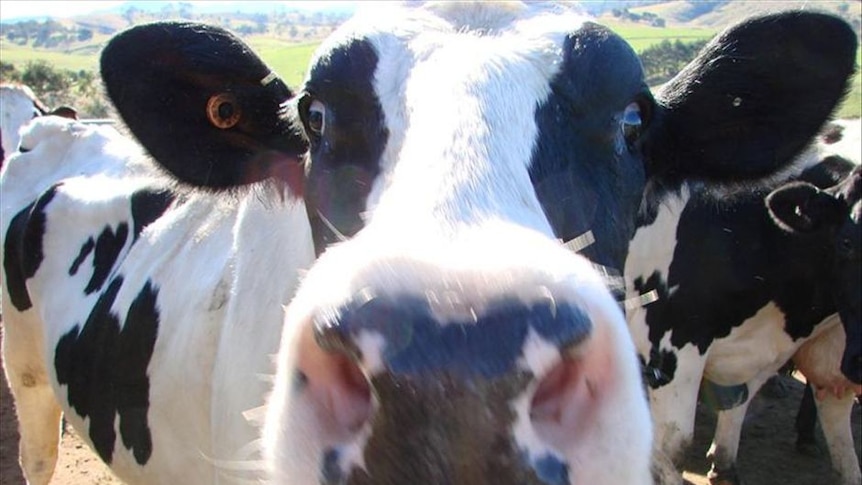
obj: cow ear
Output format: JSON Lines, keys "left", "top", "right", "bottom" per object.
{"left": 766, "top": 181, "right": 845, "bottom": 234}
{"left": 100, "top": 21, "right": 307, "bottom": 191}
{"left": 645, "top": 12, "right": 857, "bottom": 182}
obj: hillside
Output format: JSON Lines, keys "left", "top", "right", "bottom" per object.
{"left": 626, "top": 0, "right": 861, "bottom": 31}
{"left": 1, "top": 1, "right": 860, "bottom": 118}
{"left": 0, "top": 2, "right": 346, "bottom": 57}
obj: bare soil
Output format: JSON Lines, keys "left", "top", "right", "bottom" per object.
{"left": 0, "top": 327, "right": 859, "bottom": 485}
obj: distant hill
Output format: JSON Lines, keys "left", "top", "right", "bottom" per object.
{"left": 625, "top": 0, "right": 861, "bottom": 33}
{"left": 0, "top": 1, "right": 350, "bottom": 51}
{"left": 1, "top": 1, "right": 859, "bottom": 119}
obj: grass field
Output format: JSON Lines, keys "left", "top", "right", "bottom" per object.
{"left": 1, "top": 22, "right": 859, "bottom": 118}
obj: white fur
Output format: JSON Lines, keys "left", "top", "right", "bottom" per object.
{"left": 0, "top": 118, "right": 315, "bottom": 485}
{"left": 1, "top": 83, "right": 43, "bottom": 159}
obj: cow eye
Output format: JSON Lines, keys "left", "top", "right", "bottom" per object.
{"left": 307, "top": 100, "right": 326, "bottom": 136}
{"left": 621, "top": 102, "right": 642, "bottom": 145}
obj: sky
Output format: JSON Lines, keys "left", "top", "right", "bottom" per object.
{"left": 0, "top": 1, "right": 359, "bottom": 22}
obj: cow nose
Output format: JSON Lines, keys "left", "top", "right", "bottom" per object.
{"left": 309, "top": 291, "right": 599, "bottom": 485}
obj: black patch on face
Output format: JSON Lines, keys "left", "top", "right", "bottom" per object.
{"left": 2, "top": 185, "right": 59, "bottom": 311}
{"left": 317, "top": 295, "right": 591, "bottom": 379}
{"left": 55, "top": 277, "right": 159, "bottom": 465}
{"left": 130, "top": 189, "right": 175, "bottom": 241}
{"left": 302, "top": 39, "right": 387, "bottom": 255}
{"left": 84, "top": 223, "right": 129, "bottom": 295}
{"left": 529, "top": 22, "right": 649, "bottom": 271}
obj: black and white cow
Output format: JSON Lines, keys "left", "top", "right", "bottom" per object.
{"left": 627, "top": 106, "right": 861, "bottom": 485}
{"left": 1, "top": 29, "right": 313, "bottom": 485}
{"left": 704, "top": 153, "right": 862, "bottom": 485}
{"left": 1, "top": 3, "right": 857, "bottom": 485}
{"left": 0, "top": 83, "right": 76, "bottom": 164}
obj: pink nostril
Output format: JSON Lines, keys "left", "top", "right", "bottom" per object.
{"left": 530, "top": 357, "right": 583, "bottom": 424}
{"left": 529, "top": 332, "right": 612, "bottom": 447}
{"left": 329, "top": 354, "right": 373, "bottom": 432}
{"left": 297, "top": 325, "right": 374, "bottom": 437}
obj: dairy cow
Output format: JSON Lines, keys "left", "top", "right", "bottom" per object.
{"left": 705, "top": 151, "right": 862, "bottom": 485}
{"left": 1, "top": 29, "right": 312, "bottom": 485}
{"left": 255, "top": 6, "right": 855, "bottom": 485}
{"left": 0, "top": 83, "right": 76, "bottom": 164}
{"left": 1, "top": 3, "right": 857, "bottom": 485}
{"left": 627, "top": 107, "right": 861, "bottom": 485}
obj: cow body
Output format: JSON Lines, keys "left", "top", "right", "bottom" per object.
{"left": 1, "top": 116, "right": 314, "bottom": 485}
{"left": 1, "top": 3, "right": 857, "bottom": 485}
{"left": 0, "top": 84, "right": 76, "bottom": 164}
{"left": 627, "top": 118, "right": 862, "bottom": 485}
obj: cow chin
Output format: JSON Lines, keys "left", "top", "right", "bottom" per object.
{"left": 263, "top": 223, "right": 652, "bottom": 485}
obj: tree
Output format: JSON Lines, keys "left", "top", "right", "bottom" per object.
{"left": 639, "top": 38, "right": 709, "bottom": 86}
{"left": 21, "top": 60, "right": 70, "bottom": 95}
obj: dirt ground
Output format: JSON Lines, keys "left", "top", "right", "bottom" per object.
{"left": 0, "top": 330, "right": 859, "bottom": 485}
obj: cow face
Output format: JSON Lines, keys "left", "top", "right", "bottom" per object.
{"left": 265, "top": 5, "right": 652, "bottom": 484}
{"left": 767, "top": 166, "right": 862, "bottom": 385}
{"left": 98, "top": 4, "right": 857, "bottom": 485}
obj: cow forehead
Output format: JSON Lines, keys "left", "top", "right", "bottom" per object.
{"left": 304, "top": 2, "right": 610, "bottom": 234}
{"left": 315, "top": 2, "right": 585, "bottom": 59}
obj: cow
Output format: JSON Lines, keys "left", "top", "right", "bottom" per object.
{"left": 706, "top": 155, "right": 862, "bottom": 485}
{"left": 0, "top": 83, "right": 76, "bottom": 164}
{"left": 626, "top": 97, "right": 861, "bottom": 485}
{"left": 1, "top": 34, "right": 313, "bottom": 485}
{"left": 1, "top": 3, "right": 857, "bottom": 485}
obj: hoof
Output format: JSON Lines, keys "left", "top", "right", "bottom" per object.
{"left": 708, "top": 466, "right": 743, "bottom": 485}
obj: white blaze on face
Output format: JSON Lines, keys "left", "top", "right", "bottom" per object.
{"left": 356, "top": 5, "right": 589, "bottom": 240}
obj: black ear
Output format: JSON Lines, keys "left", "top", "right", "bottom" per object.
{"left": 766, "top": 181, "right": 845, "bottom": 233}
{"left": 100, "top": 21, "right": 307, "bottom": 190}
{"left": 646, "top": 12, "right": 857, "bottom": 182}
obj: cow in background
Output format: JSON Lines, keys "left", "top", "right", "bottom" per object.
{"left": 1, "top": 30, "right": 312, "bottom": 484}
{"left": 0, "top": 83, "right": 76, "bottom": 164}
{"left": 627, "top": 99, "right": 861, "bottom": 485}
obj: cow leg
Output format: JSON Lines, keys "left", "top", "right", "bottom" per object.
{"left": 649, "top": 347, "right": 706, "bottom": 485}
{"left": 795, "top": 383, "right": 820, "bottom": 456}
{"left": 705, "top": 401, "right": 749, "bottom": 485}
{"left": 705, "top": 372, "right": 773, "bottom": 485}
{"left": 815, "top": 392, "right": 861, "bottom": 485}
{"left": 1, "top": 312, "right": 62, "bottom": 485}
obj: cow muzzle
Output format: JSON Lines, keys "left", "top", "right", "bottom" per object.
{"left": 266, "top": 225, "right": 649, "bottom": 484}
{"left": 312, "top": 292, "right": 593, "bottom": 485}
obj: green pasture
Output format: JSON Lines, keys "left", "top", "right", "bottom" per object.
{"left": 1, "top": 23, "right": 859, "bottom": 118}
{"left": 602, "top": 20, "right": 716, "bottom": 51}
{"left": 249, "top": 38, "right": 319, "bottom": 87}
